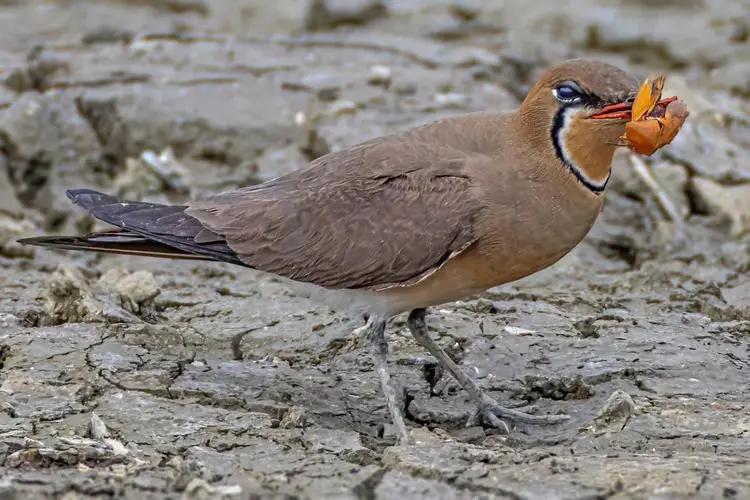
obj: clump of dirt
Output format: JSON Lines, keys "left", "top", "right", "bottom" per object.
{"left": 519, "top": 375, "right": 596, "bottom": 402}
{"left": 37, "top": 265, "right": 160, "bottom": 326}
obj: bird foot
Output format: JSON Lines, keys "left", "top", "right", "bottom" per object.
{"left": 406, "top": 308, "right": 570, "bottom": 435}
{"left": 467, "top": 404, "right": 570, "bottom": 433}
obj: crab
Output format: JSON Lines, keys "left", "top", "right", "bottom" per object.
{"left": 592, "top": 75, "right": 689, "bottom": 156}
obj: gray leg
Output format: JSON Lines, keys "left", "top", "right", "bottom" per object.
{"left": 406, "top": 308, "right": 569, "bottom": 430}
{"left": 367, "top": 316, "right": 411, "bottom": 444}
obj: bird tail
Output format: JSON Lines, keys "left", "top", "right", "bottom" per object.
{"left": 18, "top": 231, "right": 215, "bottom": 261}
{"left": 17, "top": 188, "right": 245, "bottom": 265}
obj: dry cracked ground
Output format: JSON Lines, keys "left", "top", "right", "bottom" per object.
{"left": 2, "top": 1, "right": 750, "bottom": 499}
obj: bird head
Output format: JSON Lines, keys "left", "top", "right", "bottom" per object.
{"left": 516, "top": 59, "right": 640, "bottom": 193}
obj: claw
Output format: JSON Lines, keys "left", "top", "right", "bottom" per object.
{"left": 596, "top": 75, "right": 690, "bottom": 156}
{"left": 467, "top": 407, "right": 510, "bottom": 433}
{"left": 622, "top": 97, "right": 689, "bottom": 156}
{"left": 631, "top": 75, "right": 665, "bottom": 121}
{"left": 468, "top": 404, "right": 570, "bottom": 432}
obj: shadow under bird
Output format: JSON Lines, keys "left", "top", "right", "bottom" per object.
{"left": 19, "top": 59, "right": 683, "bottom": 444}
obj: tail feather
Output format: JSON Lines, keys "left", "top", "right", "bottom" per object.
{"left": 18, "top": 231, "right": 216, "bottom": 261}
{"left": 18, "top": 189, "right": 246, "bottom": 266}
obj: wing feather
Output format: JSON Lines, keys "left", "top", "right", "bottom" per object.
{"left": 186, "top": 132, "right": 484, "bottom": 290}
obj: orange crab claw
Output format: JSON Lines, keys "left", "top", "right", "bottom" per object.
{"left": 590, "top": 75, "right": 670, "bottom": 121}
{"left": 623, "top": 119, "right": 663, "bottom": 156}
{"left": 659, "top": 99, "right": 688, "bottom": 145}
{"left": 631, "top": 75, "right": 665, "bottom": 121}
{"left": 623, "top": 98, "right": 689, "bottom": 156}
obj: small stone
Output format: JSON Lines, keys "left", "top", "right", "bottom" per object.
{"left": 595, "top": 390, "right": 636, "bottom": 425}
{"left": 293, "top": 111, "right": 306, "bottom": 127}
{"left": 112, "top": 148, "right": 190, "bottom": 201}
{"left": 329, "top": 100, "right": 358, "bottom": 116}
{"left": 341, "top": 447, "right": 379, "bottom": 466}
{"left": 104, "top": 438, "right": 129, "bottom": 456}
{"left": 41, "top": 266, "right": 147, "bottom": 325}
{"left": 573, "top": 317, "right": 598, "bottom": 338}
{"left": 113, "top": 157, "right": 167, "bottom": 200}
{"left": 0, "top": 215, "right": 35, "bottom": 258}
{"left": 89, "top": 413, "right": 109, "bottom": 439}
{"left": 503, "top": 325, "right": 535, "bottom": 335}
{"left": 140, "top": 148, "right": 190, "bottom": 193}
{"left": 279, "top": 405, "right": 307, "bottom": 429}
{"left": 113, "top": 270, "right": 161, "bottom": 315}
{"left": 434, "top": 92, "right": 467, "bottom": 108}
{"left": 98, "top": 267, "right": 130, "bottom": 290}
{"left": 305, "top": 0, "right": 388, "bottom": 32}
{"left": 183, "top": 478, "right": 243, "bottom": 498}
{"left": 367, "top": 65, "right": 392, "bottom": 86}
{"left": 598, "top": 308, "right": 629, "bottom": 321}
{"left": 41, "top": 266, "right": 97, "bottom": 325}
{"left": 216, "top": 485, "right": 243, "bottom": 496}
{"left": 522, "top": 375, "right": 595, "bottom": 401}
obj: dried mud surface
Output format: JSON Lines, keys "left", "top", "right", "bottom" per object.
{"left": 2, "top": 1, "right": 750, "bottom": 498}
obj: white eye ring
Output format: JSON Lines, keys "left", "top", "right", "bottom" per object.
{"left": 553, "top": 84, "right": 583, "bottom": 104}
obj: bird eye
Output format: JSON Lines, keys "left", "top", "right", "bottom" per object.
{"left": 553, "top": 82, "right": 584, "bottom": 104}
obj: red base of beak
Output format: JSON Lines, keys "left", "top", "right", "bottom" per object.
{"left": 590, "top": 102, "right": 632, "bottom": 120}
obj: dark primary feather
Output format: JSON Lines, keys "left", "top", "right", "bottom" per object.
{"left": 18, "top": 231, "right": 221, "bottom": 261}
{"left": 19, "top": 190, "right": 245, "bottom": 264}
{"left": 20, "top": 115, "right": 488, "bottom": 290}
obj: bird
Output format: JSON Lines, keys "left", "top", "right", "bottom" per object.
{"left": 19, "top": 59, "right": 653, "bottom": 445}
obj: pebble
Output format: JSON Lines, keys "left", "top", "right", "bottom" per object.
{"left": 305, "top": 0, "right": 388, "bottom": 31}
{"left": 595, "top": 389, "right": 636, "bottom": 426}
{"left": 330, "top": 99, "right": 358, "bottom": 116}
{"left": 434, "top": 92, "right": 467, "bottom": 107}
{"left": 280, "top": 405, "right": 308, "bottom": 429}
{"left": 89, "top": 413, "right": 110, "bottom": 440}
{"left": 114, "top": 270, "right": 161, "bottom": 311}
{"left": 367, "top": 64, "right": 392, "bottom": 86}
{"left": 503, "top": 325, "right": 535, "bottom": 335}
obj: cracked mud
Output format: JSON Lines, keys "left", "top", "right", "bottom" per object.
{"left": 2, "top": 0, "right": 750, "bottom": 498}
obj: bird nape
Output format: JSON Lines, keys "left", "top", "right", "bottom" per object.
{"left": 18, "top": 59, "right": 689, "bottom": 444}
